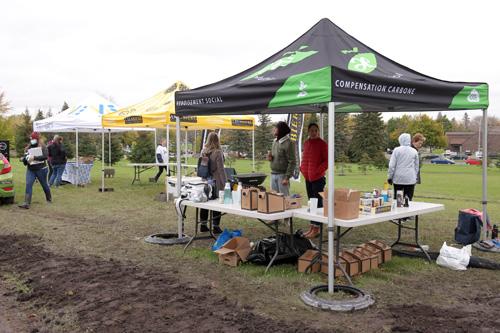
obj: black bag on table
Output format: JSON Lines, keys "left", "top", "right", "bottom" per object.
{"left": 455, "top": 209, "right": 483, "bottom": 245}
{"left": 247, "top": 232, "right": 313, "bottom": 265}
{"left": 197, "top": 153, "right": 211, "bottom": 179}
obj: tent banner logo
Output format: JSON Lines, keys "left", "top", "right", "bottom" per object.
{"left": 169, "top": 114, "right": 198, "bottom": 123}
{"left": 242, "top": 45, "right": 318, "bottom": 81}
{"left": 467, "top": 89, "right": 480, "bottom": 103}
{"left": 348, "top": 53, "right": 377, "bottom": 74}
{"left": 231, "top": 119, "right": 253, "bottom": 127}
{"left": 449, "top": 84, "right": 489, "bottom": 109}
{"left": 124, "top": 115, "right": 143, "bottom": 124}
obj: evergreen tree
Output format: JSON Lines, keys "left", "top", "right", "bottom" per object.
{"left": 226, "top": 129, "right": 251, "bottom": 157}
{"left": 34, "top": 108, "right": 44, "bottom": 121}
{"left": 130, "top": 132, "right": 155, "bottom": 163}
{"left": 349, "top": 112, "right": 385, "bottom": 163}
{"left": 254, "top": 114, "right": 274, "bottom": 159}
{"left": 334, "top": 113, "right": 349, "bottom": 161}
{"left": 463, "top": 112, "right": 470, "bottom": 130}
{"left": 61, "top": 101, "right": 69, "bottom": 112}
{"left": 99, "top": 133, "right": 123, "bottom": 165}
{"left": 15, "top": 108, "right": 32, "bottom": 155}
{"left": 358, "top": 152, "right": 372, "bottom": 175}
{"left": 77, "top": 133, "right": 97, "bottom": 157}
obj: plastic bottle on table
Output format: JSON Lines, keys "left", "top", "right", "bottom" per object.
{"left": 223, "top": 182, "right": 233, "bottom": 204}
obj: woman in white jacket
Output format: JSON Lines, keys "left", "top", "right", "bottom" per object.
{"left": 387, "top": 133, "right": 419, "bottom": 200}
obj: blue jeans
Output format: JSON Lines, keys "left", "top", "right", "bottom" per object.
{"left": 26, "top": 167, "right": 51, "bottom": 198}
{"left": 270, "top": 173, "right": 290, "bottom": 196}
{"left": 49, "top": 164, "right": 66, "bottom": 186}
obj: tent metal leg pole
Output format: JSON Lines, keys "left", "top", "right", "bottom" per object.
{"left": 482, "top": 108, "right": 488, "bottom": 240}
{"left": 327, "top": 102, "right": 336, "bottom": 293}
{"left": 102, "top": 131, "right": 105, "bottom": 192}
{"left": 252, "top": 129, "right": 255, "bottom": 172}
{"left": 185, "top": 128, "right": 188, "bottom": 168}
{"left": 154, "top": 129, "right": 157, "bottom": 151}
{"left": 166, "top": 125, "right": 170, "bottom": 201}
{"left": 75, "top": 128, "right": 79, "bottom": 187}
{"left": 319, "top": 112, "right": 324, "bottom": 138}
{"left": 176, "top": 117, "right": 182, "bottom": 238}
{"left": 108, "top": 131, "right": 111, "bottom": 167}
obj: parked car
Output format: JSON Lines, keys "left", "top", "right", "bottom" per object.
{"left": 465, "top": 158, "right": 482, "bottom": 165}
{"left": 0, "top": 153, "right": 15, "bottom": 204}
{"left": 422, "top": 154, "right": 440, "bottom": 160}
{"left": 431, "top": 157, "right": 455, "bottom": 165}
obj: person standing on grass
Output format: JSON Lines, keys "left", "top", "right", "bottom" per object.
{"left": 411, "top": 133, "right": 425, "bottom": 185}
{"left": 300, "top": 123, "right": 328, "bottom": 239}
{"left": 154, "top": 139, "right": 169, "bottom": 183}
{"left": 267, "top": 121, "right": 295, "bottom": 196}
{"left": 387, "top": 133, "right": 419, "bottom": 200}
{"left": 48, "top": 135, "right": 67, "bottom": 187}
{"left": 18, "top": 132, "right": 52, "bottom": 209}
{"left": 199, "top": 132, "right": 226, "bottom": 234}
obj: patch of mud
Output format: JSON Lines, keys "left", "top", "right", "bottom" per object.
{"left": 388, "top": 303, "right": 499, "bottom": 333}
{"left": 0, "top": 235, "right": 334, "bottom": 333}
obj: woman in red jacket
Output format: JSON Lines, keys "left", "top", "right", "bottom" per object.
{"left": 300, "top": 123, "right": 328, "bottom": 239}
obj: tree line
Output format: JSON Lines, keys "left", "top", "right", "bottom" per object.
{"left": 2, "top": 90, "right": 499, "bottom": 165}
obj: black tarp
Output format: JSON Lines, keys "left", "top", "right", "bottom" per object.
{"left": 175, "top": 18, "right": 488, "bottom": 116}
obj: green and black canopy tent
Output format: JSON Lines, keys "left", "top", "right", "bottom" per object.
{"left": 174, "top": 18, "right": 490, "bottom": 301}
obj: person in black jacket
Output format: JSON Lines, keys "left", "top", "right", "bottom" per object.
{"left": 18, "top": 132, "right": 52, "bottom": 209}
{"left": 48, "top": 135, "right": 67, "bottom": 187}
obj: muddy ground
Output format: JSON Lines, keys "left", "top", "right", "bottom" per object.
{"left": 1, "top": 233, "right": 499, "bottom": 333}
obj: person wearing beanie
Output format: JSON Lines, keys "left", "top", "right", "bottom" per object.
{"left": 18, "top": 132, "right": 52, "bottom": 209}
{"left": 300, "top": 123, "right": 328, "bottom": 239}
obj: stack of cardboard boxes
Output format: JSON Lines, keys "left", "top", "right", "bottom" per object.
{"left": 241, "top": 187, "right": 302, "bottom": 213}
{"left": 298, "top": 240, "right": 392, "bottom": 276}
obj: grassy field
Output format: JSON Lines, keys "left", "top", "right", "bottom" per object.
{"left": 1, "top": 157, "right": 499, "bottom": 331}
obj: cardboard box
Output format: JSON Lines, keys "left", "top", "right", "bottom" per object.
{"left": 214, "top": 237, "right": 251, "bottom": 267}
{"left": 356, "top": 246, "right": 380, "bottom": 269}
{"left": 345, "top": 249, "right": 370, "bottom": 273}
{"left": 298, "top": 249, "right": 323, "bottom": 273}
{"left": 320, "top": 188, "right": 360, "bottom": 220}
{"left": 241, "top": 187, "right": 259, "bottom": 210}
{"left": 320, "top": 256, "right": 347, "bottom": 277}
{"left": 257, "top": 191, "right": 285, "bottom": 214}
{"left": 363, "top": 243, "right": 384, "bottom": 264}
{"left": 339, "top": 252, "right": 360, "bottom": 276}
{"left": 285, "top": 196, "right": 303, "bottom": 210}
{"left": 360, "top": 204, "right": 392, "bottom": 215}
{"left": 368, "top": 240, "right": 392, "bottom": 263}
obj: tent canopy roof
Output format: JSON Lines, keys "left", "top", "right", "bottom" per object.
{"left": 103, "top": 81, "right": 255, "bottom": 130}
{"left": 175, "top": 18, "right": 488, "bottom": 116}
{"left": 34, "top": 94, "right": 153, "bottom": 133}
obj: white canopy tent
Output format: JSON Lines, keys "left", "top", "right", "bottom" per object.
{"left": 33, "top": 94, "right": 153, "bottom": 190}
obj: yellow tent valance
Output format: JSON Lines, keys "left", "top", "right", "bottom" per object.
{"left": 102, "top": 81, "right": 254, "bottom": 131}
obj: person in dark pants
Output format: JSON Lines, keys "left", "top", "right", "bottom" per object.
{"left": 154, "top": 139, "right": 168, "bottom": 182}
{"left": 300, "top": 123, "right": 328, "bottom": 239}
{"left": 48, "top": 135, "right": 67, "bottom": 187}
{"left": 388, "top": 133, "right": 419, "bottom": 200}
{"left": 18, "top": 132, "right": 52, "bottom": 209}
{"left": 199, "top": 132, "right": 226, "bottom": 234}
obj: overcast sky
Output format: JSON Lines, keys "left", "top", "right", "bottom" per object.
{"left": 1, "top": 0, "right": 498, "bottom": 121}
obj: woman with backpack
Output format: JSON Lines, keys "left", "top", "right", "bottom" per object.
{"left": 199, "top": 132, "right": 226, "bottom": 234}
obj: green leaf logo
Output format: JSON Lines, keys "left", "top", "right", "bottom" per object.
{"left": 242, "top": 46, "right": 318, "bottom": 81}
{"left": 348, "top": 53, "right": 377, "bottom": 74}
{"left": 449, "top": 84, "right": 489, "bottom": 109}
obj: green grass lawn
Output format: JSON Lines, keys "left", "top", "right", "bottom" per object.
{"left": 1, "top": 157, "right": 499, "bottom": 300}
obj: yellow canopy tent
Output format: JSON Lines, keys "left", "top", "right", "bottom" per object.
{"left": 102, "top": 81, "right": 255, "bottom": 131}
{"left": 102, "top": 81, "right": 256, "bottom": 171}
